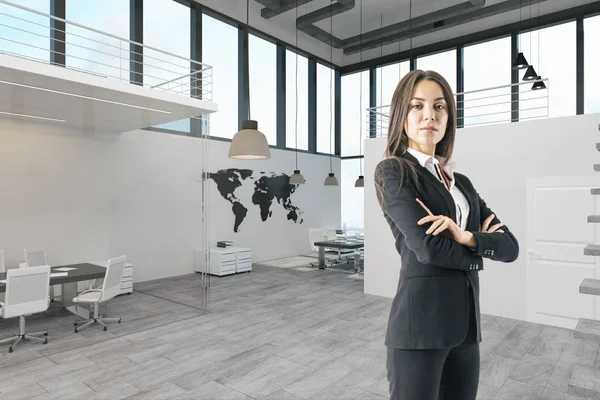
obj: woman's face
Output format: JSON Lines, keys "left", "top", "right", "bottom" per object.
{"left": 404, "top": 79, "right": 448, "bottom": 155}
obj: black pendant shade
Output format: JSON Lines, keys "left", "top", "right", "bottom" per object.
{"left": 531, "top": 77, "right": 546, "bottom": 90}
{"left": 512, "top": 52, "right": 529, "bottom": 70}
{"left": 522, "top": 65, "right": 538, "bottom": 81}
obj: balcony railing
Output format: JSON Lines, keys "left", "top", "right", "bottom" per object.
{"left": 0, "top": 0, "right": 212, "bottom": 101}
{"left": 367, "top": 79, "right": 549, "bottom": 138}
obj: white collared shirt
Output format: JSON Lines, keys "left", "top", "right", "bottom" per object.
{"left": 406, "top": 147, "right": 470, "bottom": 231}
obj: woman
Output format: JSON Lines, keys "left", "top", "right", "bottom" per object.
{"left": 374, "top": 69, "right": 519, "bottom": 400}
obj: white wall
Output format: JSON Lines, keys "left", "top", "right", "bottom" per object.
{"left": 364, "top": 113, "right": 600, "bottom": 321}
{"left": 0, "top": 119, "right": 340, "bottom": 283}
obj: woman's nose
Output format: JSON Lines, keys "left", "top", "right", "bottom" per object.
{"left": 423, "top": 105, "right": 435, "bottom": 120}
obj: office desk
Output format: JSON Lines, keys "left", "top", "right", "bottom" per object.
{"left": 0, "top": 263, "right": 106, "bottom": 318}
{"left": 313, "top": 239, "right": 364, "bottom": 273}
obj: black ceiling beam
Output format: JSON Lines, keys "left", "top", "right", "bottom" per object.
{"left": 340, "top": 0, "right": 600, "bottom": 75}
{"left": 258, "top": 0, "right": 314, "bottom": 19}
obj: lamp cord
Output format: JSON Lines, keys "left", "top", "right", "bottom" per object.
{"left": 295, "top": 0, "right": 299, "bottom": 170}
{"left": 246, "top": 0, "right": 251, "bottom": 121}
{"left": 329, "top": 0, "right": 333, "bottom": 174}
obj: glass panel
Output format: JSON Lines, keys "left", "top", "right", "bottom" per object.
{"left": 0, "top": 0, "right": 49, "bottom": 63}
{"left": 203, "top": 14, "right": 238, "bottom": 139}
{"left": 518, "top": 21, "right": 576, "bottom": 119}
{"left": 144, "top": 0, "right": 191, "bottom": 133}
{"left": 286, "top": 49, "right": 308, "bottom": 150}
{"left": 317, "top": 63, "right": 335, "bottom": 154}
{"left": 66, "top": 0, "right": 129, "bottom": 80}
{"left": 585, "top": 15, "right": 600, "bottom": 114}
{"left": 249, "top": 33, "right": 277, "bottom": 145}
{"left": 341, "top": 71, "right": 369, "bottom": 157}
{"left": 463, "top": 37, "right": 512, "bottom": 126}
{"left": 416, "top": 49, "right": 457, "bottom": 94}
{"left": 376, "top": 61, "right": 411, "bottom": 107}
{"left": 341, "top": 159, "right": 364, "bottom": 236}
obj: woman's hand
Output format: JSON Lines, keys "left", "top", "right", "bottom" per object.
{"left": 415, "top": 198, "right": 469, "bottom": 244}
{"left": 479, "top": 213, "right": 505, "bottom": 233}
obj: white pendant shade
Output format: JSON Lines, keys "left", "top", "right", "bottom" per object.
{"left": 354, "top": 175, "right": 364, "bottom": 187}
{"left": 324, "top": 172, "right": 339, "bottom": 186}
{"left": 228, "top": 120, "right": 271, "bottom": 160}
{"left": 289, "top": 170, "right": 306, "bottom": 184}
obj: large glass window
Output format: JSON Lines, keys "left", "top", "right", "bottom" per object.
{"left": 66, "top": 1, "right": 129, "bottom": 81}
{"left": 144, "top": 0, "right": 191, "bottom": 133}
{"left": 585, "top": 15, "right": 600, "bottom": 114}
{"left": 416, "top": 49, "right": 457, "bottom": 94}
{"left": 376, "top": 61, "right": 411, "bottom": 107}
{"left": 0, "top": 0, "right": 49, "bottom": 63}
{"left": 203, "top": 14, "right": 238, "bottom": 139}
{"left": 341, "top": 71, "right": 369, "bottom": 157}
{"left": 518, "top": 21, "right": 576, "bottom": 119}
{"left": 286, "top": 49, "right": 308, "bottom": 150}
{"left": 341, "top": 159, "right": 364, "bottom": 236}
{"left": 463, "top": 37, "right": 512, "bottom": 126}
{"left": 317, "top": 63, "right": 336, "bottom": 154}
{"left": 249, "top": 33, "right": 277, "bottom": 145}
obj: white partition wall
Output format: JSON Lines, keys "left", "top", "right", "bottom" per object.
{"left": 364, "top": 113, "right": 600, "bottom": 324}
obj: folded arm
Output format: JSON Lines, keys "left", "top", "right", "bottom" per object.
{"left": 375, "top": 159, "right": 483, "bottom": 272}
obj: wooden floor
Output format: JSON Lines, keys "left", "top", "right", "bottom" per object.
{"left": 0, "top": 263, "right": 595, "bottom": 399}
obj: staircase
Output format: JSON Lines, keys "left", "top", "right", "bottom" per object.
{"left": 570, "top": 124, "right": 600, "bottom": 397}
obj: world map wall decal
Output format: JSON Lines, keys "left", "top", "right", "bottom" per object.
{"left": 208, "top": 168, "right": 304, "bottom": 232}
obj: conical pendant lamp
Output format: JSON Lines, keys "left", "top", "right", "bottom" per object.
{"left": 289, "top": 0, "right": 305, "bottom": 185}
{"left": 522, "top": 65, "right": 537, "bottom": 81}
{"left": 355, "top": 5, "right": 368, "bottom": 189}
{"left": 531, "top": 77, "right": 546, "bottom": 90}
{"left": 229, "top": 0, "right": 271, "bottom": 160}
{"left": 324, "top": 0, "right": 338, "bottom": 187}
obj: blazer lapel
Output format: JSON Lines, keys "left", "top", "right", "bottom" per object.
{"left": 402, "top": 151, "right": 457, "bottom": 223}
{"left": 453, "top": 174, "right": 477, "bottom": 232}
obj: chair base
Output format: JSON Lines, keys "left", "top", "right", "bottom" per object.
{"left": 74, "top": 316, "right": 121, "bottom": 333}
{"left": 0, "top": 331, "right": 48, "bottom": 353}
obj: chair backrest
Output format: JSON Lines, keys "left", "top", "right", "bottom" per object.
{"left": 3, "top": 265, "right": 51, "bottom": 318}
{"left": 24, "top": 246, "right": 48, "bottom": 267}
{"left": 325, "top": 229, "right": 338, "bottom": 241}
{"left": 0, "top": 249, "right": 4, "bottom": 273}
{"left": 308, "top": 228, "right": 325, "bottom": 251}
{"left": 100, "top": 255, "right": 126, "bottom": 301}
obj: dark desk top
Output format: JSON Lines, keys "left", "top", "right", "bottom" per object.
{"left": 0, "top": 263, "right": 106, "bottom": 293}
{"left": 313, "top": 239, "right": 364, "bottom": 249}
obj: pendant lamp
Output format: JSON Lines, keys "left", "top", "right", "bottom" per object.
{"left": 530, "top": 2, "right": 546, "bottom": 91}
{"left": 228, "top": 0, "right": 271, "bottom": 160}
{"left": 289, "top": 1, "right": 305, "bottom": 185}
{"left": 512, "top": 0, "right": 529, "bottom": 70}
{"left": 531, "top": 77, "right": 546, "bottom": 90}
{"left": 354, "top": 4, "right": 367, "bottom": 189}
{"left": 324, "top": 0, "right": 338, "bottom": 186}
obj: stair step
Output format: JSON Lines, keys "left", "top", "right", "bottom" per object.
{"left": 580, "top": 279, "right": 600, "bottom": 296}
{"left": 588, "top": 215, "right": 600, "bottom": 223}
{"left": 584, "top": 245, "right": 600, "bottom": 256}
{"left": 574, "top": 318, "right": 600, "bottom": 342}
{"left": 595, "top": 165, "right": 600, "bottom": 172}
{"left": 569, "top": 365, "right": 600, "bottom": 398}
{"left": 592, "top": 188, "right": 600, "bottom": 195}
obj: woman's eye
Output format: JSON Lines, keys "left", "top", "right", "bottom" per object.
{"left": 411, "top": 104, "right": 422, "bottom": 109}
{"left": 435, "top": 104, "right": 445, "bottom": 111}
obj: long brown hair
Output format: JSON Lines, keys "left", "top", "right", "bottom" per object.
{"left": 375, "top": 69, "right": 457, "bottom": 197}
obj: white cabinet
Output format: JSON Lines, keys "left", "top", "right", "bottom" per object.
{"left": 194, "top": 247, "right": 252, "bottom": 276}
{"left": 120, "top": 263, "right": 133, "bottom": 295}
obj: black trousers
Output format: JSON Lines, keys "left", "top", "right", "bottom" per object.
{"left": 386, "top": 289, "right": 480, "bottom": 400}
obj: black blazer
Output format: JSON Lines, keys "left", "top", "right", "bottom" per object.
{"left": 374, "top": 152, "right": 519, "bottom": 349}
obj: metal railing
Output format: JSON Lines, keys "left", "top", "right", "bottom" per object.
{"left": 0, "top": 0, "right": 213, "bottom": 101}
{"left": 367, "top": 79, "right": 549, "bottom": 138}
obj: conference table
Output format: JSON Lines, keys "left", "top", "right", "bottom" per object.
{"left": 313, "top": 238, "right": 364, "bottom": 273}
{"left": 0, "top": 263, "right": 107, "bottom": 318}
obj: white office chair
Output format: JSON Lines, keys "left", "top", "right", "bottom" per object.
{"left": 325, "top": 228, "right": 354, "bottom": 263}
{"left": 73, "top": 255, "right": 125, "bottom": 333}
{"left": 0, "top": 265, "right": 51, "bottom": 353}
{"left": 24, "top": 247, "right": 56, "bottom": 301}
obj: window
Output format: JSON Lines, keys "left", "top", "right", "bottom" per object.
{"left": 286, "top": 49, "right": 308, "bottom": 150}
{"left": 416, "top": 49, "right": 457, "bottom": 94}
{"left": 341, "top": 71, "right": 369, "bottom": 157}
{"left": 0, "top": 0, "right": 49, "bottom": 63}
{"left": 376, "top": 61, "right": 411, "bottom": 107}
{"left": 144, "top": 0, "right": 191, "bottom": 133}
{"left": 203, "top": 14, "right": 238, "bottom": 139}
{"left": 518, "top": 21, "right": 576, "bottom": 119}
{"left": 463, "top": 37, "right": 512, "bottom": 126}
{"left": 66, "top": 0, "right": 129, "bottom": 81}
{"left": 249, "top": 33, "right": 277, "bottom": 145}
{"left": 317, "top": 63, "right": 336, "bottom": 154}
{"left": 341, "top": 159, "right": 364, "bottom": 236}
{"left": 585, "top": 15, "right": 600, "bottom": 114}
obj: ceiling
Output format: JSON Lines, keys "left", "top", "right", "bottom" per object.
{"left": 196, "top": 0, "right": 600, "bottom": 66}
{"left": 0, "top": 53, "right": 217, "bottom": 135}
